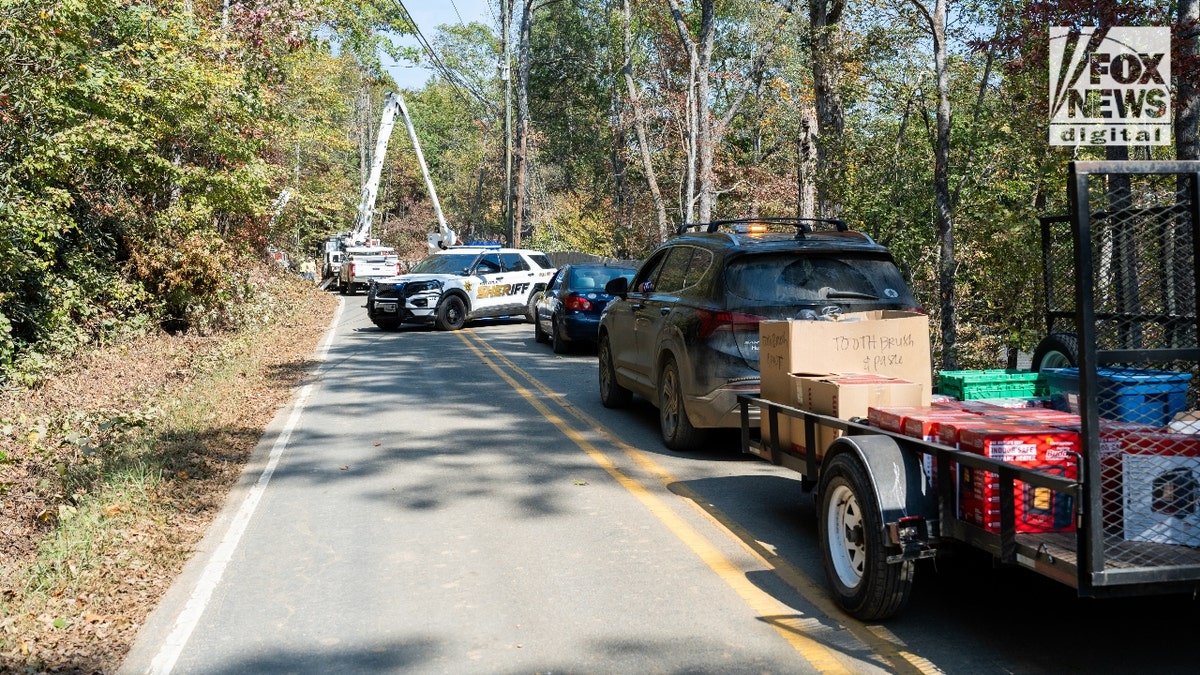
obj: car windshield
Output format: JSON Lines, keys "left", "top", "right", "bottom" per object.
{"left": 725, "top": 252, "right": 913, "bottom": 305}
{"left": 409, "top": 253, "right": 478, "bottom": 275}
{"left": 569, "top": 267, "right": 635, "bottom": 292}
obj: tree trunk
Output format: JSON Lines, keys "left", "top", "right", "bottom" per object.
{"left": 932, "top": 0, "right": 956, "bottom": 370}
{"left": 1179, "top": 0, "right": 1200, "bottom": 161}
{"left": 666, "top": 0, "right": 703, "bottom": 225}
{"left": 1171, "top": 0, "right": 1199, "bottom": 346}
{"left": 667, "top": 0, "right": 790, "bottom": 225}
{"left": 359, "top": 87, "right": 371, "bottom": 193}
{"left": 796, "top": 111, "right": 817, "bottom": 219}
{"left": 610, "top": 29, "right": 627, "bottom": 239}
{"left": 810, "top": 0, "right": 845, "bottom": 220}
{"left": 908, "top": 0, "right": 956, "bottom": 369}
{"left": 513, "top": 0, "right": 534, "bottom": 247}
{"left": 624, "top": 0, "right": 669, "bottom": 243}
{"left": 695, "top": 0, "right": 715, "bottom": 223}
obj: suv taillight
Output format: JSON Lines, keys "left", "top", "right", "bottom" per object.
{"left": 696, "top": 309, "right": 763, "bottom": 338}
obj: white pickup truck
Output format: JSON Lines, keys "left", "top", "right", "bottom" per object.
{"left": 337, "top": 246, "right": 399, "bottom": 295}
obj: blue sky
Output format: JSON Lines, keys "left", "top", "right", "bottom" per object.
{"left": 387, "top": 0, "right": 496, "bottom": 90}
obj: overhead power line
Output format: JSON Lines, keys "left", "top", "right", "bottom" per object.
{"left": 389, "top": 0, "right": 497, "bottom": 115}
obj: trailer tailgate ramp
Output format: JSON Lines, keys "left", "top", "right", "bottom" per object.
{"left": 1058, "top": 161, "right": 1200, "bottom": 596}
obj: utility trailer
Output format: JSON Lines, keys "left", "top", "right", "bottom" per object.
{"left": 739, "top": 161, "right": 1200, "bottom": 620}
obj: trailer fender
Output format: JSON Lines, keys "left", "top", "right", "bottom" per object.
{"left": 822, "top": 434, "right": 937, "bottom": 528}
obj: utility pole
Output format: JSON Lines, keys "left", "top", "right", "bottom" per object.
{"left": 500, "top": 0, "right": 515, "bottom": 247}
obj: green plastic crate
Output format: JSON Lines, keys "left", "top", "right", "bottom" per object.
{"left": 937, "top": 369, "right": 1047, "bottom": 400}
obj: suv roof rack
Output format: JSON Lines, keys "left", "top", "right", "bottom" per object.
{"left": 677, "top": 217, "right": 849, "bottom": 237}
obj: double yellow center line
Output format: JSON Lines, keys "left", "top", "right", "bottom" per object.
{"left": 456, "top": 329, "right": 940, "bottom": 675}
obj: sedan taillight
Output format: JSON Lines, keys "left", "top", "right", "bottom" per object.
{"left": 565, "top": 295, "right": 593, "bottom": 311}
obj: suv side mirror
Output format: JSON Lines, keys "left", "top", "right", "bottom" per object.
{"left": 605, "top": 276, "right": 629, "bottom": 298}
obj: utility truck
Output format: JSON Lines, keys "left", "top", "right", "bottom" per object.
{"left": 337, "top": 245, "right": 399, "bottom": 295}
{"left": 740, "top": 161, "right": 1200, "bottom": 620}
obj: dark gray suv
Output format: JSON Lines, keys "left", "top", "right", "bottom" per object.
{"left": 597, "top": 218, "right": 921, "bottom": 451}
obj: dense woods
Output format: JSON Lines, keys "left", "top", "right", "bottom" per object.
{"left": 2, "top": 0, "right": 1197, "bottom": 382}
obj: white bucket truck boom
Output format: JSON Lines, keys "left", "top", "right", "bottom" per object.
{"left": 350, "top": 92, "right": 401, "bottom": 247}
{"left": 392, "top": 94, "right": 456, "bottom": 254}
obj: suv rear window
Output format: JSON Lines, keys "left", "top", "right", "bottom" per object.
{"left": 501, "top": 252, "right": 530, "bottom": 271}
{"left": 527, "top": 253, "right": 554, "bottom": 270}
{"left": 725, "top": 253, "right": 912, "bottom": 305}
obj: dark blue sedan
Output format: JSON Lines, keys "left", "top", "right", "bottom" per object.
{"left": 534, "top": 263, "right": 637, "bottom": 353}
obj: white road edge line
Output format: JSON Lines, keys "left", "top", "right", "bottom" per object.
{"left": 144, "top": 297, "right": 343, "bottom": 675}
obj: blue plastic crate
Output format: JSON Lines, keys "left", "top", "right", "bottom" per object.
{"left": 1043, "top": 367, "right": 1193, "bottom": 427}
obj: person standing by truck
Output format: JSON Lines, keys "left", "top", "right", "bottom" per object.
{"left": 299, "top": 258, "right": 317, "bottom": 283}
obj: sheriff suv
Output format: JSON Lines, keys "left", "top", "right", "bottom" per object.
{"left": 597, "top": 218, "right": 921, "bottom": 451}
{"left": 366, "top": 246, "right": 556, "bottom": 331}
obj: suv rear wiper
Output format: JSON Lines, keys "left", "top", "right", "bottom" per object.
{"left": 821, "top": 288, "right": 879, "bottom": 300}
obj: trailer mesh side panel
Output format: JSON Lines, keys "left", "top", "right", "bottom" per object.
{"left": 1065, "top": 164, "right": 1200, "bottom": 582}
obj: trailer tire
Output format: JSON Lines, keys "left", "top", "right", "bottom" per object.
{"left": 435, "top": 295, "right": 467, "bottom": 331}
{"left": 818, "top": 452, "right": 913, "bottom": 620}
{"left": 1031, "top": 332, "right": 1078, "bottom": 371}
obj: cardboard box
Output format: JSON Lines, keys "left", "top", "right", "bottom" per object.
{"left": 866, "top": 403, "right": 965, "bottom": 434}
{"left": 1044, "top": 420, "right": 1157, "bottom": 533}
{"left": 764, "top": 373, "right": 925, "bottom": 462}
{"left": 760, "top": 311, "right": 933, "bottom": 404}
{"left": 1123, "top": 433, "right": 1200, "bottom": 547}
{"left": 760, "top": 311, "right": 933, "bottom": 456}
{"left": 800, "top": 374, "right": 925, "bottom": 454}
{"left": 901, "top": 410, "right": 987, "bottom": 442}
{"left": 1170, "top": 410, "right": 1200, "bottom": 434}
{"left": 956, "top": 424, "right": 1080, "bottom": 533}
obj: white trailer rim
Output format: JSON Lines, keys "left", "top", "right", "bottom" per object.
{"left": 827, "top": 482, "right": 866, "bottom": 590}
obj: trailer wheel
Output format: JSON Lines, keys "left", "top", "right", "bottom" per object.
{"left": 435, "top": 296, "right": 467, "bottom": 331}
{"left": 818, "top": 452, "right": 913, "bottom": 620}
{"left": 1031, "top": 332, "right": 1078, "bottom": 371}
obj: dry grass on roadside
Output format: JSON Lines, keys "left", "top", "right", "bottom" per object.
{"left": 0, "top": 269, "right": 338, "bottom": 674}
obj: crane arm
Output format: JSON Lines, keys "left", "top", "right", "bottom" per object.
{"left": 351, "top": 93, "right": 401, "bottom": 245}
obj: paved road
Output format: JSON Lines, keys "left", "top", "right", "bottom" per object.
{"left": 122, "top": 298, "right": 1199, "bottom": 674}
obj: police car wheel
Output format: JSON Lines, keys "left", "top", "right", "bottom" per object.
{"left": 435, "top": 296, "right": 467, "bottom": 331}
